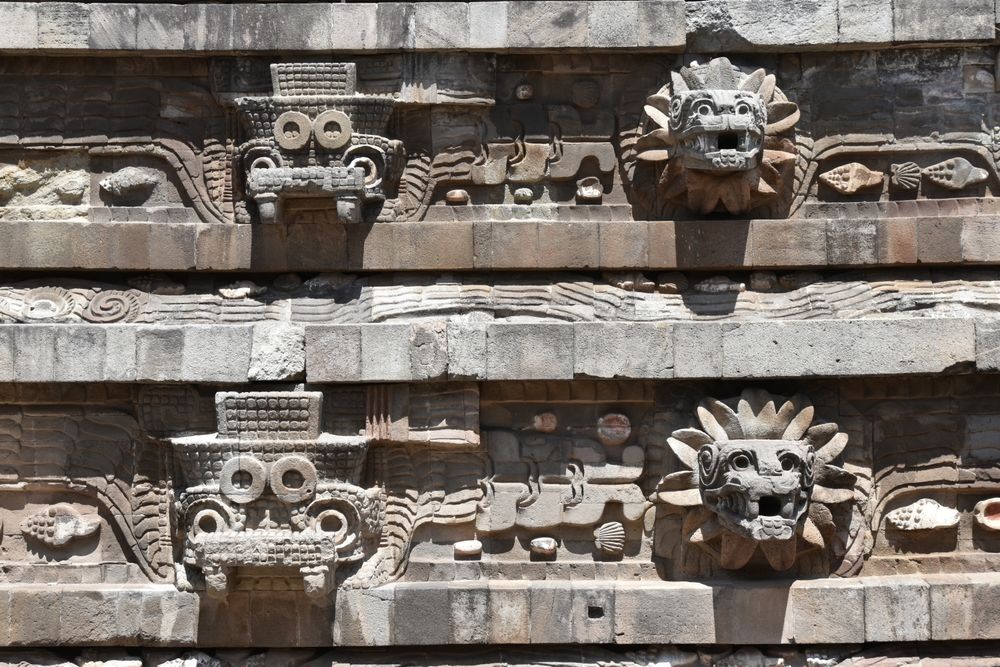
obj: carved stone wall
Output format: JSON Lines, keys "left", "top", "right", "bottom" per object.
{"left": 2, "top": 0, "right": 1000, "bottom": 664}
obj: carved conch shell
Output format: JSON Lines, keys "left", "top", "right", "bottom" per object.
{"left": 594, "top": 521, "right": 625, "bottom": 556}
{"left": 922, "top": 157, "right": 988, "bottom": 190}
{"left": 890, "top": 162, "right": 921, "bottom": 190}
{"left": 819, "top": 162, "right": 884, "bottom": 195}
{"left": 973, "top": 497, "right": 1000, "bottom": 531}
{"left": 19, "top": 287, "right": 78, "bottom": 322}
{"left": 885, "top": 498, "right": 959, "bottom": 531}
{"left": 20, "top": 504, "right": 101, "bottom": 547}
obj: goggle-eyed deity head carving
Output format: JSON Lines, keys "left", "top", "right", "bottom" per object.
{"left": 668, "top": 89, "right": 767, "bottom": 172}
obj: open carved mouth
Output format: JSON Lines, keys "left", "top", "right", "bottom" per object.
{"left": 709, "top": 487, "right": 804, "bottom": 541}
{"left": 680, "top": 130, "right": 763, "bottom": 171}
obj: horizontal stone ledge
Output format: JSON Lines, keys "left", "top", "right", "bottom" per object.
{"left": 3, "top": 584, "right": 199, "bottom": 646}
{"left": 3, "top": 216, "right": 999, "bottom": 272}
{"left": 0, "top": 0, "right": 990, "bottom": 54}
{"left": 306, "top": 318, "right": 977, "bottom": 382}
{"left": 0, "top": 2, "right": 686, "bottom": 53}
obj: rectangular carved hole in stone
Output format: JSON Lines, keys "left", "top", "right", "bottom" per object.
{"left": 759, "top": 495, "right": 781, "bottom": 517}
{"left": 718, "top": 132, "right": 739, "bottom": 150}
{"left": 587, "top": 605, "right": 604, "bottom": 619}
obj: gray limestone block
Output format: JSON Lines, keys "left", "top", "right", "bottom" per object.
{"left": 469, "top": 2, "right": 508, "bottom": 50}
{"left": 687, "top": 0, "right": 839, "bottom": 51}
{"left": 410, "top": 320, "right": 448, "bottom": 380}
{"left": 13, "top": 326, "right": 106, "bottom": 382}
{"left": 362, "top": 323, "right": 412, "bottom": 382}
{"left": 182, "top": 326, "right": 253, "bottom": 383}
{"left": 864, "top": 575, "right": 931, "bottom": 642}
{"left": 305, "top": 325, "right": 362, "bottom": 383}
{"left": 0, "top": 3, "right": 39, "bottom": 49}
{"left": 637, "top": 1, "right": 686, "bottom": 48}
{"left": 529, "top": 581, "right": 575, "bottom": 643}
{"left": 0, "top": 588, "right": 8, "bottom": 645}
{"left": 712, "top": 582, "right": 789, "bottom": 644}
{"left": 570, "top": 581, "right": 616, "bottom": 643}
{"left": 89, "top": 3, "right": 137, "bottom": 50}
{"left": 274, "top": 3, "right": 333, "bottom": 51}
{"left": 9, "top": 586, "right": 62, "bottom": 644}
{"left": 672, "top": 322, "right": 723, "bottom": 378}
{"left": 486, "top": 323, "right": 574, "bottom": 380}
{"left": 719, "top": 319, "right": 975, "bottom": 378}
{"left": 787, "top": 578, "right": 865, "bottom": 643}
{"left": 392, "top": 583, "right": 452, "bottom": 645}
{"left": 232, "top": 4, "right": 281, "bottom": 52}
{"left": 977, "top": 320, "right": 1000, "bottom": 371}
{"left": 838, "top": 0, "right": 893, "bottom": 45}
{"left": 377, "top": 2, "right": 415, "bottom": 50}
{"left": 0, "top": 328, "right": 13, "bottom": 382}
{"left": 137, "top": 4, "right": 185, "bottom": 51}
{"left": 574, "top": 322, "right": 673, "bottom": 378}
{"left": 37, "top": 2, "right": 90, "bottom": 49}
{"left": 487, "top": 581, "right": 531, "bottom": 644}
{"left": 894, "top": 0, "right": 994, "bottom": 41}
{"left": 334, "top": 586, "right": 394, "bottom": 645}
{"left": 613, "top": 581, "right": 715, "bottom": 644}
{"left": 928, "top": 572, "right": 1000, "bottom": 640}
{"left": 587, "top": 1, "right": 639, "bottom": 48}
{"left": 331, "top": 3, "right": 378, "bottom": 50}
{"left": 184, "top": 4, "right": 233, "bottom": 51}
{"left": 249, "top": 322, "right": 305, "bottom": 381}
{"left": 104, "top": 326, "right": 138, "bottom": 382}
{"left": 507, "top": 1, "right": 588, "bottom": 49}
{"left": 449, "top": 581, "right": 489, "bottom": 644}
{"left": 414, "top": 2, "right": 470, "bottom": 49}
{"left": 447, "top": 317, "right": 487, "bottom": 380}
{"left": 135, "top": 326, "right": 185, "bottom": 381}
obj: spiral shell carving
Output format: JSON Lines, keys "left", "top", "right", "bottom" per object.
{"left": 19, "top": 287, "right": 78, "bottom": 322}
{"left": 594, "top": 521, "right": 625, "bottom": 556}
{"left": 81, "top": 290, "right": 142, "bottom": 323}
{"left": 20, "top": 504, "right": 101, "bottom": 547}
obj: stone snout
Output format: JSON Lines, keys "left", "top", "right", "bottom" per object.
{"left": 697, "top": 439, "right": 815, "bottom": 542}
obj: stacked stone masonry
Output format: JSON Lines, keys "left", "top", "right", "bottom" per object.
{"left": 2, "top": 1, "right": 1000, "bottom": 665}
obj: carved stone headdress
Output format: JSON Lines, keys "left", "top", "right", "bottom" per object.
{"left": 636, "top": 57, "right": 800, "bottom": 216}
{"left": 656, "top": 389, "right": 856, "bottom": 571}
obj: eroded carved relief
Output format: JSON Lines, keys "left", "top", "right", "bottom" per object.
{"left": 634, "top": 57, "right": 800, "bottom": 217}
{"left": 169, "top": 391, "right": 383, "bottom": 599}
{"left": 652, "top": 389, "right": 862, "bottom": 575}
{"left": 234, "top": 63, "right": 404, "bottom": 224}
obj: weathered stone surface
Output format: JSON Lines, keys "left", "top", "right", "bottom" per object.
{"left": 248, "top": 323, "right": 305, "bottom": 381}
{"left": 894, "top": 0, "right": 995, "bottom": 42}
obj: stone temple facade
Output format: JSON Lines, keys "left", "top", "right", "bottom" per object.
{"left": 2, "top": 1, "right": 1000, "bottom": 665}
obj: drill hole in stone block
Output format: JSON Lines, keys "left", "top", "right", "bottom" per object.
{"left": 587, "top": 605, "right": 604, "bottom": 619}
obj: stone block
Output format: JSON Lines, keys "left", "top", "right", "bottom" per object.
{"left": 787, "top": 578, "right": 864, "bottom": 643}
{"left": 361, "top": 323, "right": 412, "bottom": 381}
{"left": 508, "top": 1, "right": 588, "bottom": 48}
{"left": 89, "top": 3, "right": 137, "bottom": 50}
{"left": 587, "top": 1, "right": 638, "bottom": 48}
{"left": 491, "top": 222, "right": 540, "bottom": 269}
{"left": 864, "top": 575, "right": 931, "bottom": 642}
{"left": 0, "top": 588, "right": 8, "bottom": 646}
{"left": 486, "top": 323, "right": 575, "bottom": 380}
{"left": 538, "top": 222, "right": 599, "bottom": 268}
{"left": 613, "top": 581, "right": 715, "bottom": 644}
{"left": 393, "top": 583, "right": 452, "bottom": 645}
{"left": 13, "top": 326, "right": 105, "bottom": 382}
{"left": 10, "top": 586, "right": 61, "bottom": 644}
{"left": 275, "top": 3, "right": 332, "bottom": 50}
{"left": 135, "top": 326, "right": 185, "bottom": 381}
{"left": 104, "top": 327, "right": 138, "bottom": 382}
{"left": 449, "top": 581, "right": 489, "bottom": 644}
{"left": 838, "top": 0, "right": 893, "bottom": 45}
{"left": 647, "top": 221, "right": 679, "bottom": 268}
{"left": 182, "top": 325, "right": 253, "bottom": 382}
{"left": 469, "top": 2, "right": 509, "bottom": 50}
{"left": 196, "top": 222, "right": 252, "bottom": 270}
{"left": 232, "top": 4, "right": 281, "bottom": 51}
{"left": 977, "top": 321, "right": 1000, "bottom": 371}
{"left": 38, "top": 3, "right": 90, "bottom": 49}
{"left": 752, "top": 218, "right": 827, "bottom": 267}
{"left": 928, "top": 572, "right": 1000, "bottom": 640}
{"left": 137, "top": 4, "right": 185, "bottom": 51}
{"left": 962, "top": 218, "right": 1000, "bottom": 262}
{"left": 393, "top": 222, "right": 475, "bottom": 271}
{"left": 571, "top": 581, "right": 616, "bottom": 643}
{"left": 249, "top": 322, "right": 305, "bottom": 381}
{"left": 249, "top": 591, "right": 301, "bottom": 647}
{"left": 0, "top": 3, "right": 38, "bottom": 49}
{"left": 377, "top": 2, "right": 415, "bottom": 50}
{"left": 334, "top": 586, "right": 394, "bottom": 645}
{"left": 712, "top": 582, "right": 791, "bottom": 644}
{"left": 827, "top": 217, "right": 877, "bottom": 265}
{"left": 305, "top": 325, "right": 362, "bottom": 382}
{"left": 331, "top": 3, "right": 378, "bottom": 50}
{"left": 487, "top": 581, "right": 530, "bottom": 644}
{"left": 59, "top": 589, "right": 120, "bottom": 643}
{"left": 184, "top": 3, "right": 233, "bottom": 51}
{"left": 687, "top": 0, "right": 839, "bottom": 51}
{"left": 894, "top": 0, "right": 994, "bottom": 41}
{"left": 447, "top": 317, "right": 487, "bottom": 380}
{"left": 637, "top": 0, "right": 686, "bottom": 48}
{"left": 574, "top": 322, "right": 673, "bottom": 378}
{"left": 672, "top": 322, "right": 723, "bottom": 378}
{"left": 720, "top": 319, "right": 975, "bottom": 378}
{"left": 877, "top": 216, "right": 917, "bottom": 263}
{"left": 0, "top": 327, "right": 15, "bottom": 382}
{"left": 414, "top": 2, "right": 470, "bottom": 49}
{"left": 599, "top": 221, "right": 647, "bottom": 268}
{"left": 529, "top": 581, "right": 574, "bottom": 643}
{"left": 410, "top": 320, "right": 449, "bottom": 380}
{"left": 916, "top": 218, "right": 963, "bottom": 263}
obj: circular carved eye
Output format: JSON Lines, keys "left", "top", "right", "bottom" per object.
{"left": 731, "top": 453, "right": 751, "bottom": 470}
{"left": 269, "top": 455, "right": 318, "bottom": 504}
{"left": 273, "top": 111, "right": 311, "bottom": 150}
{"left": 735, "top": 103, "right": 751, "bottom": 115}
{"left": 780, "top": 454, "right": 799, "bottom": 472}
{"left": 696, "top": 102, "right": 713, "bottom": 117}
{"left": 219, "top": 455, "right": 267, "bottom": 504}
{"left": 312, "top": 109, "right": 353, "bottom": 150}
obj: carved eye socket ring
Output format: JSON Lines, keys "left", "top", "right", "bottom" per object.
{"left": 696, "top": 102, "right": 714, "bottom": 117}
{"left": 779, "top": 454, "right": 799, "bottom": 472}
{"left": 313, "top": 109, "right": 353, "bottom": 150}
{"left": 219, "top": 455, "right": 267, "bottom": 504}
{"left": 269, "top": 455, "right": 318, "bottom": 504}
{"left": 274, "top": 111, "right": 312, "bottom": 150}
{"left": 730, "top": 453, "right": 752, "bottom": 471}
{"left": 735, "top": 103, "right": 751, "bottom": 115}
